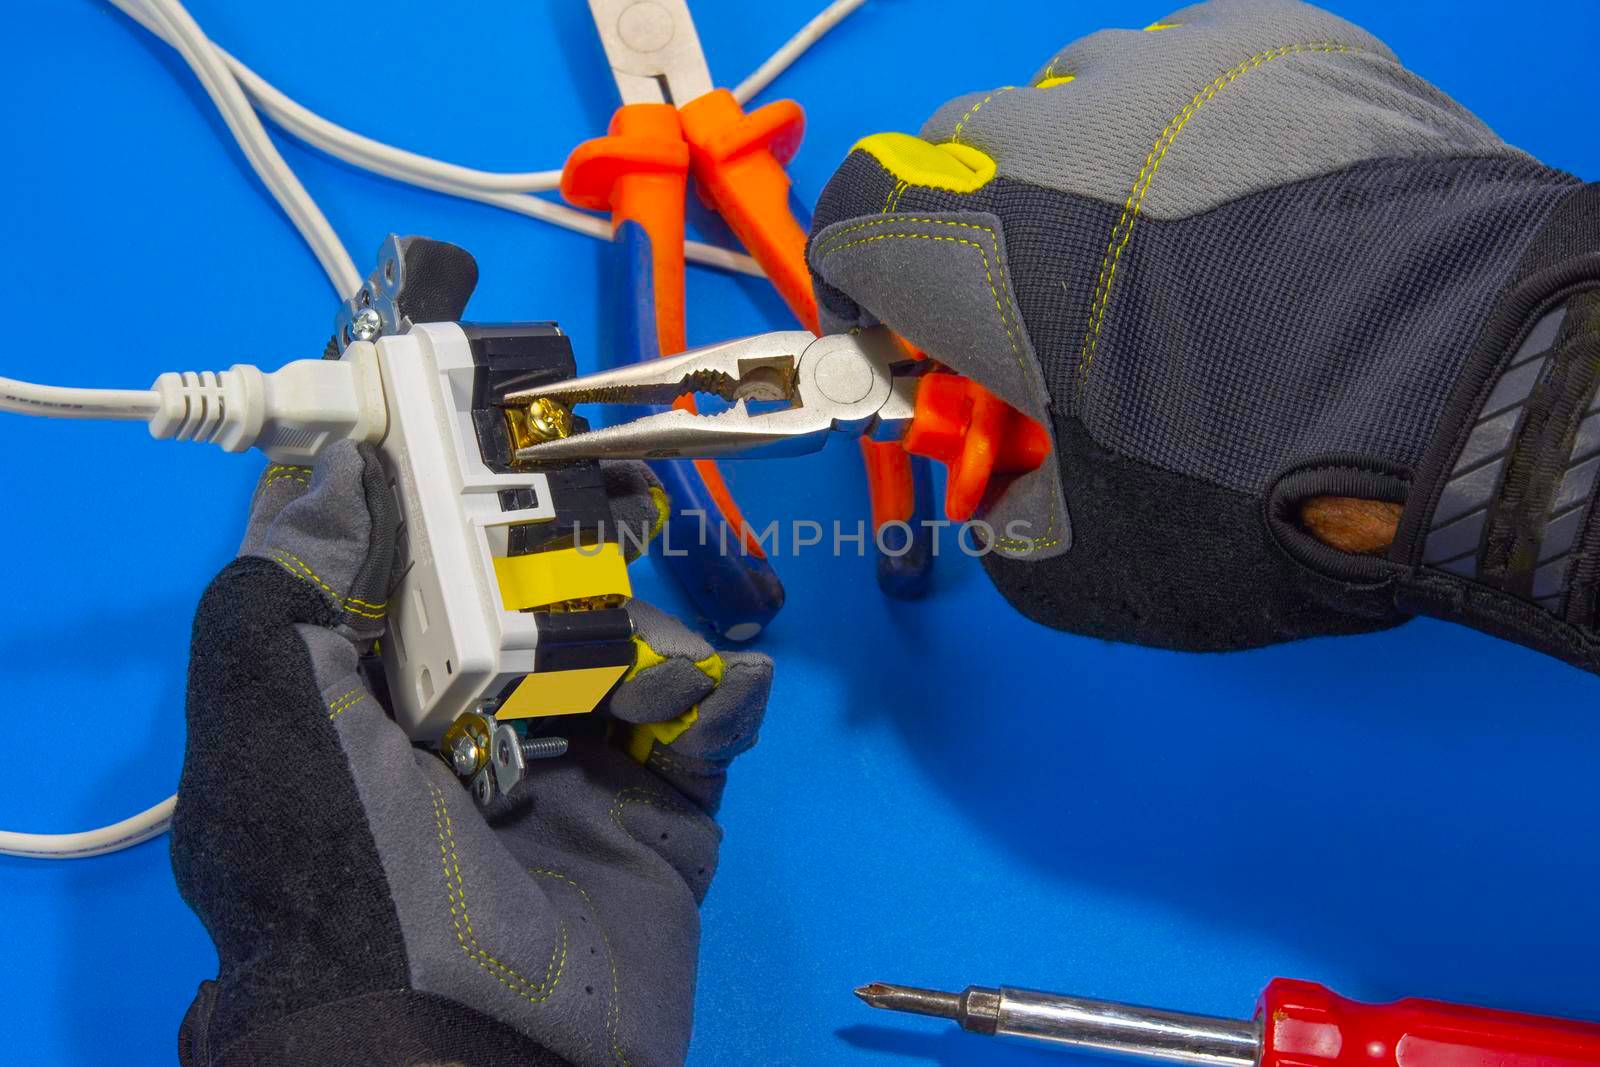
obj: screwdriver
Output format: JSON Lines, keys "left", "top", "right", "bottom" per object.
{"left": 855, "top": 977, "right": 1600, "bottom": 1066}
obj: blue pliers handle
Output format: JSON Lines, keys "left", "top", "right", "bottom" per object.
{"left": 610, "top": 221, "right": 784, "bottom": 641}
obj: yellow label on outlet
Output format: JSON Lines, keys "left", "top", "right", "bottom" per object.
{"left": 498, "top": 664, "right": 630, "bottom": 718}
{"left": 492, "top": 543, "right": 630, "bottom": 612}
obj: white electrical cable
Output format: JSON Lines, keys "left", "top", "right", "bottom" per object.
{"left": 103, "top": 0, "right": 364, "bottom": 297}
{"left": 110, "top": 0, "right": 562, "bottom": 201}
{"left": 0, "top": 376, "right": 160, "bottom": 420}
{"left": 0, "top": 797, "right": 175, "bottom": 860}
{"left": 733, "top": 0, "right": 870, "bottom": 104}
{"left": 116, "top": 0, "right": 563, "bottom": 191}
{"left": 109, "top": 0, "right": 871, "bottom": 278}
{"left": 0, "top": 348, "right": 389, "bottom": 858}
{"left": 8, "top": 350, "right": 388, "bottom": 461}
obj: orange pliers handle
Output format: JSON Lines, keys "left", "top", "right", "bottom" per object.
{"left": 565, "top": 103, "right": 691, "bottom": 355}
{"left": 902, "top": 374, "right": 1052, "bottom": 521}
{"left": 564, "top": 103, "right": 769, "bottom": 560}
{"left": 679, "top": 89, "right": 818, "bottom": 333}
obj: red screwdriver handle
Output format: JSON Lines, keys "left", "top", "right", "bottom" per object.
{"left": 1260, "top": 978, "right": 1600, "bottom": 1067}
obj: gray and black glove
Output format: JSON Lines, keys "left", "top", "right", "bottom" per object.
{"left": 808, "top": 0, "right": 1600, "bottom": 672}
{"left": 173, "top": 441, "right": 772, "bottom": 1066}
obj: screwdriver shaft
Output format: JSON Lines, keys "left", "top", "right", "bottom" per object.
{"left": 857, "top": 983, "right": 1261, "bottom": 1066}
{"left": 994, "top": 988, "right": 1260, "bottom": 1065}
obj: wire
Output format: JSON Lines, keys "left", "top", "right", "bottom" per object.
{"left": 224, "top": 56, "right": 763, "bottom": 275}
{"left": 103, "top": 0, "right": 364, "bottom": 297}
{"left": 112, "top": 0, "right": 756, "bottom": 275}
{"left": 110, "top": 1, "right": 562, "bottom": 196}
{"left": 0, "top": 796, "right": 174, "bottom": 859}
{"left": 0, "top": 375, "right": 160, "bottom": 420}
{"left": 734, "top": 0, "right": 871, "bottom": 104}
{"left": 108, "top": 0, "right": 872, "bottom": 278}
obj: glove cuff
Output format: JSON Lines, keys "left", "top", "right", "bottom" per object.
{"left": 1389, "top": 183, "right": 1600, "bottom": 670}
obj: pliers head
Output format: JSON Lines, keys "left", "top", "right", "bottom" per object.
{"left": 587, "top": 0, "right": 715, "bottom": 107}
{"left": 504, "top": 328, "right": 917, "bottom": 464}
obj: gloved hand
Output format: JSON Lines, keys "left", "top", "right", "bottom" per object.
{"left": 808, "top": 0, "right": 1600, "bottom": 672}
{"left": 173, "top": 441, "right": 772, "bottom": 1067}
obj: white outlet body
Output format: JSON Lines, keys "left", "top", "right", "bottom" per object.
{"left": 367, "top": 323, "right": 557, "bottom": 741}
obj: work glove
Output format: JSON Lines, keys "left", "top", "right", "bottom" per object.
{"left": 808, "top": 0, "right": 1600, "bottom": 672}
{"left": 173, "top": 440, "right": 772, "bottom": 1067}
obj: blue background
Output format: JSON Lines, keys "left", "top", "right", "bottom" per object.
{"left": 2, "top": 1, "right": 1597, "bottom": 1063}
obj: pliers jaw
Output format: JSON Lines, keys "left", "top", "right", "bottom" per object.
{"left": 506, "top": 327, "right": 914, "bottom": 463}
{"left": 586, "top": 0, "right": 715, "bottom": 107}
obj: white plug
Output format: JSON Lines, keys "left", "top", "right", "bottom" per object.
{"left": 148, "top": 341, "right": 388, "bottom": 463}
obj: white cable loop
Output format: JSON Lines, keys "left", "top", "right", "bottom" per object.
{"left": 110, "top": 0, "right": 868, "bottom": 280}
{"left": 106, "top": 0, "right": 364, "bottom": 297}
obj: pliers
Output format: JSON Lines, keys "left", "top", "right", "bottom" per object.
{"left": 567, "top": 0, "right": 940, "bottom": 607}
{"left": 504, "top": 328, "right": 1050, "bottom": 522}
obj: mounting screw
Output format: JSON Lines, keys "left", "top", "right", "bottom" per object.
{"left": 451, "top": 736, "right": 480, "bottom": 775}
{"left": 472, "top": 772, "right": 495, "bottom": 806}
{"left": 522, "top": 737, "right": 570, "bottom": 762}
{"left": 350, "top": 306, "right": 383, "bottom": 342}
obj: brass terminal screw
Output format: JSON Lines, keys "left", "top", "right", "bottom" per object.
{"left": 526, "top": 397, "right": 574, "bottom": 440}
{"left": 504, "top": 397, "right": 574, "bottom": 457}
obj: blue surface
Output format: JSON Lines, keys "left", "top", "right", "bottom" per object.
{"left": 2, "top": 2, "right": 1598, "bottom": 1063}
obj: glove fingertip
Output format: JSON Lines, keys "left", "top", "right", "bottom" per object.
{"left": 238, "top": 462, "right": 314, "bottom": 556}
{"left": 610, "top": 658, "right": 716, "bottom": 726}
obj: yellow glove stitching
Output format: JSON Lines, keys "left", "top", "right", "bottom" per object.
{"left": 1077, "top": 41, "right": 1364, "bottom": 392}
{"left": 609, "top": 787, "right": 690, "bottom": 840}
{"left": 326, "top": 689, "right": 366, "bottom": 721}
{"left": 263, "top": 469, "right": 311, "bottom": 488}
{"left": 268, "top": 549, "right": 389, "bottom": 618}
{"left": 882, "top": 179, "right": 907, "bottom": 213}
{"left": 530, "top": 869, "right": 631, "bottom": 1067}
{"left": 429, "top": 784, "right": 569, "bottom": 1003}
{"left": 951, "top": 86, "right": 1015, "bottom": 144}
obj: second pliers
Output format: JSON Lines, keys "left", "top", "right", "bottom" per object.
{"left": 565, "top": 0, "right": 942, "bottom": 614}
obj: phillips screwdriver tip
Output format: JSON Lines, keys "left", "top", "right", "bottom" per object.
{"left": 854, "top": 982, "right": 962, "bottom": 1020}
{"left": 853, "top": 983, "right": 891, "bottom": 1006}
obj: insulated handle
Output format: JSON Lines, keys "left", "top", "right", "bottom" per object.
{"left": 601, "top": 223, "right": 784, "bottom": 643}
{"left": 608, "top": 220, "right": 784, "bottom": 641}
{"left": 565, "top": 104, "right": 691, "bottom": 354}
{"left": 1259, "top": 978, "right": 1600, "bottom": 1067}
{"left": 862, "top": 440, "right": 936, "bottom": 599}
{"left": 679, "top": 89, "right": 817, "bottom": 333}
{"left": 565, "top": 107, "right": 784, "bottom": 640}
